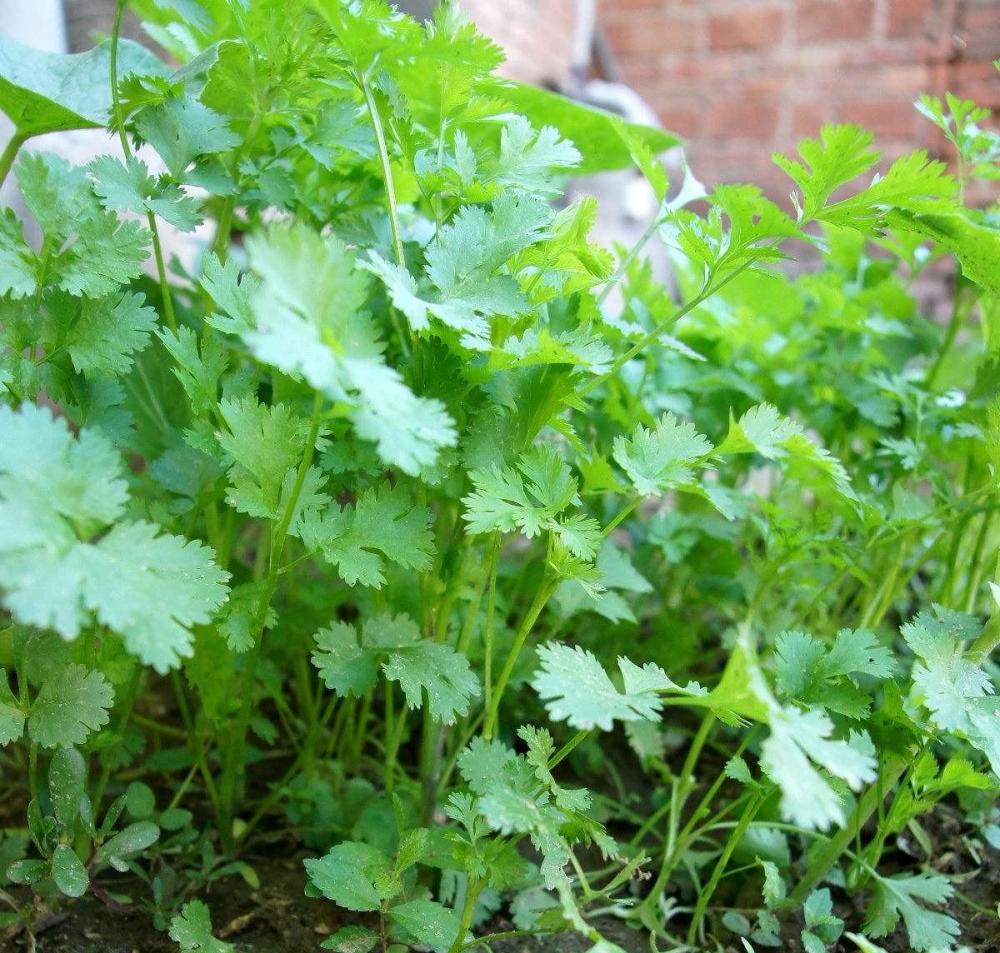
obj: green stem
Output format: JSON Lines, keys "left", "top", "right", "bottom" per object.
{"left": 358, "top": 69, "right": 410, "bottom": 356}
{"left": 110, "top": 0, "right": 177, "bottom": 334}
{"left": 93, "top": 666, "right": 143, "bottom": 811}
{"left": 785, "top": 756, "right": 908, "bottom": 909}
{"left": 218, "top": 393, "right": 323, "bottom": 850}
{"left": 0, "top": 129, "right": 28, "bottom": 187}
{"left": 447, "top": 876, "right": 482, "bottom": 953}
{"left": 596, "top": 213, "right": 663, "bottom": 306}
{"left": 482, "top": 576, "right": 558, "bottom": 740}
{"left": 926, "top": 279, "right": 967, "bottom": 389}
{"left": 686, "top": 789, "right": 765, "bottom": 946}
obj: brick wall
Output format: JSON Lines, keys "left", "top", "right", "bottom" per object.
{"left": 462, "top": 0, "right": 580, "bottom": 86}
{"left": 463, "top": 1, "right": 999, "bottom": 201}
{"left": 600, "top": 0, "right": 1000, "bottom": 200}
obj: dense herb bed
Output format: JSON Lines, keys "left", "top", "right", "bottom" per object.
{"left": 1, "top": 3, "right": 999, "bottom": 952}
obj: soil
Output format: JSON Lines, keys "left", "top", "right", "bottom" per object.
{"left": 4, "top": 795, "right": 997, "bottom": 952}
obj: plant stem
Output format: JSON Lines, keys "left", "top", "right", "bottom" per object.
{"left": 784, "top": 755, "right": 907, "bottom": 909}
{"left": 447, "top": 876, "right": 482, "bottom": 953}
{"left": 686, "top": 789, "right": 765, "bottom": 946}
{"left": 217, "top": 393, "right": 323, "bottom": 850}
{"left": 0, "top": 129, "right": 27, "bottom": 187}
{"left": 482, "top": 576, "right": 559, "bottom": 740}
{"left": 110, "top": 0, "right": 177, "bottom": 334}
{"left": 358, "top": 68, "right": 411, "bottom": 356}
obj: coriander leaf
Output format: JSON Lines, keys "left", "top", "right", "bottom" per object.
{"left": 28, "top": 664, "right": 113, "bottom": 748}
{"left": 716, "top": 403, "right": 856, "bottom": 502}
{"left": 0, "top": 208, "right": 36, "bottom": 298}
{"left": 492, "top": 116, "right": 581, "bottom": 195}
{"left": 0, "top": 402, "right": 128, "bottom": 525}
{"left": 64, "top": 291, "right": 157, "bottom": 379}
{"left": 532, "top": 642, "right": 702, "bottom": 731}
{"left": 381, "top": 641, "right": 480, "bottom": 724}
{"left": 216, "top": 397, "right": 311, "bottom": 519}
{"left": 612, "top": 412, "right": 713, "bottom": 496}
{"left": 902, "top": 608, "right": 1000, "bottom": 774}
{"left": 864, "top": 873, "right": 959, "bottom": 952}
{"left": 89, "top": 155, "right": 202, "bottom": 231}
{"left": 82, "top": 522, "right": 230, "bottom": 673}
{"left": 761, "top": 708, "right": 877, "bottom": 829}
{"left": 134, "top": 94, "right": 241, "bottom": 178}
{"left": 312, "top": 613, "right": 479, "bottom": 724}
{"left": 169, "top": 900, "right": 235, "bottom": 953}
{"left": 245, "top": 223, "right": 455, "bottom": 475}
{"left": 158, "top": 326, "right": 228, "bottom": 417}
{"left": 773, "top": 124, "right": 880, "bottom": 221}
{"left": 304, "top": 842, "right": 398, "bottom": 912}
{"left": 297, "top": 484, "right": 433, "bottom": 588}
{"left": 0, "top": 406, "right": 229, "bottom": 671}
{"left": 201, "top": 253, "right": 260, "bottom": 335}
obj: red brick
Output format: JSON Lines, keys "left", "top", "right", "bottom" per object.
{"left": 603, "top": 14, "right": 702, "bottom": 55}
{"left": 841, "top": 99, "right": 920, "bottom": 138}
{"left": 798, "top": 0, "right": 875, "bottom": 43}
{"left": 790, "top": 100, "right": 829, "bottom": 137}
{"left": 703, "top": 98, "right": 782, "bottom": 140}
{"left": 708, "top": 7, "right": 785, "bottom": 51}
{"left": 658, "top": 107, "right": 701, "bottom": 139}
{"left": 887, "top": 0, "right": 935, "bottom": 38}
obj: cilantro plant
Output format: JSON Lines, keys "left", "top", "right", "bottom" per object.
{"left": 1, "top": 4, "right": 998, "bottom": 952}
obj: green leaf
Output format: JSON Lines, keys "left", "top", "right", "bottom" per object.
{"left": 50, "top": 844, "right": 89, "bottom": 897}
{"left": 0, "top": 670, "right": 25, "bottom": 745}
{"left": 64, "top": 291, "right": 157, "bottom": 379}
{"left": 716, "top": 403, "right": 856, "bottom": 502}
{"left": 29, "top": 664, "right": 113, "bottom": 749}
{"left": 773, "top": 124, "right": 880, "bottom": 222}
{"left": 612, "top": 412, "right": 713, "bottom": 496}
{"left": 0, "top": 208, "right": 36, "bottom": 298}
{"left": 389, "top": 899, "right": 461, "bottom": 953}
{"left": 864, "top": 873, "right": 959, "bottom": 952}
{"left": 0, "top": 405, "right": 230, "bottom": 672}
{"left": 89, "top": 155, "right": 202, "bottom": 231}
{"left": 463, "top": 446, "right": 600, "bottom": 558}
{"left": 169, "top": 900, "right": 235, "bottom": 953}
{"left": 532, "top": 642, "right": 704, "bottom": 731}
{"left": 304, "top": 842, "right": 398, "bottom": 912}
{"left": 245, "top": 223, "right": 455, "bottom": 475}
{"left": 761, "top": 707, "right": 876, "bottom": 829}
{"left": 297, "top": 483, "right": 433, "bottom": 588}
{"left": 312, "top": 613, "right": 479, "bottom": 724}
{"left": 901, "top": 608, "right": 1000, "bottom": 775}
{"left": 0, "top": 34, "right": 165, "bottom": 136}
{"left": 367, "top": 190, "right": 551, "bottom": 350}
{"left": 96, "top": 821, "right": 160, "bottom": 868}
{"left": 134, "top": 93, "right": 241, "bottom": 178}
{"left": 321, "top": 926, "right": 379, "bottom": 953}
{"left": 49, "top": 747, "right": 87, "bottom": 827}
{"left": 476, "top": 77, "right": 679, "bottom": 175}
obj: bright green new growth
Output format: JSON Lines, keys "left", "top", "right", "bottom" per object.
{"left": 0, "top": 3, "right": 997, "bottom": 953}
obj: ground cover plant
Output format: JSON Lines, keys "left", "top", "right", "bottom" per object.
{"left": 0, "top": 2, "right": 999, "bottom": 951}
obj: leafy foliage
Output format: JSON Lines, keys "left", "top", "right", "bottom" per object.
{"left": 0, "top": 6, "right": 996, "bottom": 953}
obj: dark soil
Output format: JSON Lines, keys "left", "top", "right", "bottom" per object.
{"left": 4, "top": 793, "right": 997, "bottom": 952}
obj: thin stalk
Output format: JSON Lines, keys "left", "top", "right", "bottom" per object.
{"left": 0, "top": 129, "right": 27, "bottom": 187}
{"left": 482, "top": 576, "right": 559, "bottom": 740}
{"left": 686, "top": 789, "right": 765, "bottom": 946}
{"left": 446, "top": 876, "right": 482, "bottom": 953}
{"left": 602, "top": 495, "right": 641, "bottom": 538}
{"left": 110, "top": 0, "right": 177, "bottom": 334}
{"left": 358, "top": 69, "right": 410, "bottom": 356}
{"left": 596, "top": 213, "right": 663, "bottom": 306}
{"left": 926, "top": 280, "right": 967, "bottom": 389}
{"left": 784, "top": 756, "right": 908, "bottom": 909}
{"left": 93, "top": 667, "right": 143, "bottom": 811}
{"left": 581, "top": 258, "right": 758, "bottom": 399}
{"left": 218, "top": 393, "right": 323, "bottom": 850}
